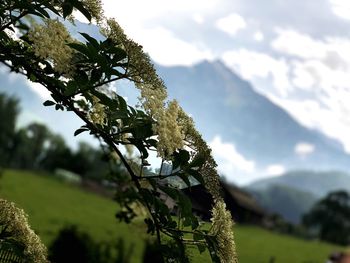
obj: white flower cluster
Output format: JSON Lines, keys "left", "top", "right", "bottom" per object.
{"left": 178, "top": 109, "right": 221, "bottom": 199}
{"left": 88, "top": 95, "right": 107, "bottom": 126}
{"left": 136, "top": 83, "right": 167, "bottom": 117}
{"left": 102, "top": 19, "right": 184, "bottom": 158}
{"left": 210, "top": 200, "right": 238, "bottom": 263}
{"left": 178, "top": 109, "right": 238, "bottom": 261}
{"left": 28, "top": 19, "right": 75, "bottom": 76}
{"left": 82, "top": 0, "right": 104, "bottom": 23}
{"left": 0, "top": 199, "right": 48, "bottom": 263}
{"left": 155, "top": 100, "right": 184, "bottom": 158}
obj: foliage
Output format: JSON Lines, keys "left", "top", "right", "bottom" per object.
{"left": 0, "top": 93, "right": 19, "bottom": 166}
{"left": 0, "top": 93, "right": 112, "bottom": 181}
{"left": 303, "top": 190, "right": 350, "bottom": 245}
{"left": 0, "top": 1, "right": 237, "bottom": 262}
{"left": 49, "top": 225, "right": 134, "bottom": 263}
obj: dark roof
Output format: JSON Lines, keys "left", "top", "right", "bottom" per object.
{"left": 221, "top": 182, "right": 265, "bottom": 215}
{"left": 182, "top": 181, "right": 265, "bottom": 216}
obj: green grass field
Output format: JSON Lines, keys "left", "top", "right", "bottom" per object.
{"left": 0, "top": 170, "right": 344, "bottom": 263}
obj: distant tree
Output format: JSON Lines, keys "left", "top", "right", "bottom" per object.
{"left": 40, "top": 133, "right": 73, "bottom": 171}
{"left": 0, "top": 93, "right": 19, "bottom": 166}
{"left": 68, "top": 142, "right": 109, "bottom": 180}
{"left": 303, "top": 190, "right": 350, "bottom": 245}
{"left": 48, "top": 225, "right": 133, "bottom": 263}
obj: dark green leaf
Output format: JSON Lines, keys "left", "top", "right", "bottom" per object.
{"left": 73, "top": 1, "right": 92, "bottom": 21}
{"left": 145, "top": 139, "right": 158, "bottom": 148}
{"left": 205, "top": 236, "right": 221, "bottom": 263}
{"left": 80, "top": 32, "right": 99, "bottom": 48}
{"left": 197, "top": 243, "right": 206, "bottom": 254}
{"left": 187, "top": 168, "right": 205, "bottom": 185}
{"left": 62, "top": 2, "right": 73, "bottom": 18}
{"left": 159, "top": 185, "right": 179, "bottom": 200}
{"left": 43, "top": 100, "right": 55, "bottom": 106}
{"left": 64, "top": 81, "right": 79, "bottom": 96}
{"left": 67, "top": 43, "right": 90, "bottom": 57}
{"left": 178, "top": 173, "right": 191, "bottom": 188}
{"left": 74, "top": 128, "right": 89, "bottom": 136}
{"left": 193, "top": 232, "right": 204, "bottom": 242}
{"left": 190, "top": 154, "right": 206, "bottom": 168}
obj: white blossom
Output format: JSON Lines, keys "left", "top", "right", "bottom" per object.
{"left": 210, "top": 200, "right": 238, "bottom": 263}
{"left": 0, "top": 199, "right": 48, "bottom": 263}
{"left": 28, "top": 19, "right": 75, "bottom": 76}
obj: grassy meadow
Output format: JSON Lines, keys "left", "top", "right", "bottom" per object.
{"left": 0, "top": 170, "right": 344, "bottom": 263}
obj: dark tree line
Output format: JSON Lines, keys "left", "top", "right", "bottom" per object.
{"left": 0, "top": 92, "right": 112, "bottom": 181}
{"left": 303, "top": 190, "right": 350, "bottom": 245}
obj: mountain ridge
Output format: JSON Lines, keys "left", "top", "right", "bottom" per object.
{"left": 156, "top": 60, "right": 350, "bottom": 179}
{"left": 1, "top": 55, "right": 350, "bottom": 183}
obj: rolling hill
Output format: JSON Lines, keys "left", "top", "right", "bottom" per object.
{"left": 246, "top": 170, "right": 350, "bottom": 223}
{"left": 247, "top": 184, "right": 318, "bottom": 223}
{"left": 248, "top": 170, "right": 350, "bottom": 197}
{"left": 0, "top": 169, "right": 344, "bottom": 263}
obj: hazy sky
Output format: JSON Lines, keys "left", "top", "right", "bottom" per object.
{"left": 77, "top": 0, "right": 349, "bottom": 182}
{"left": 21, "top": 0, "right": 350, "bottom": 184}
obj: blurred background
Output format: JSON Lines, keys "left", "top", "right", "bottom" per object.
{"left": 2, "top": 0, "right": 350, "bottom": 262}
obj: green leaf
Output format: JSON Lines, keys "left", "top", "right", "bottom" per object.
{"left": 145, "top": 139, "right": 158, "bottom": 148}
{"left": 205, "top": 236, "right": 221, "bottom": 263}
{"left": 29, "top": 74, "right": 36, "bottom": 82}
{"left": 43, "top": 100, "right": 55, "bottom": 106}
{"left": 159, "top": 185, "right": 179, "bottom": 200}
{"left": 193, "top": 232, "right": 204, "bottom": 242}
{"left": 190, "top": 154, "right": 206, "bottom": 168}
{"left": 117, "top": 95, "right": 128, "bottom": 112}
{"left": 34, "top": 6, "right": 50, "bottom": 18}
{"left": 73, "top": 1, "right": 92, "bottom": 21}
{"left": 74, "top": 128, "right": 89, "bottom": 136}
{"left": 91, "top": 90, "right": 119, "bottom": 109}
{"left": 67, "top": 43, "right": 90, "bottom": 57}
{"left": 172, "top": 149, "right": 190, "bottom": 169}
{"left": 80, "top": 32, "right": 99, "bottom": 48}
{"left": 62, "top": 2, "right": 73, "bottom": 18}
{"left": 191, "top": 215, "right": 199, "bottom": 230}
{"left": 187, "top": 168, "right": 205, "bottom": 185}
{"left": 179, "top": 149, "right": 190, "bottom": 163}
{"left": 64, "top": 81, "right": 79, "bottom": 96}
{"left": 178, "top": 193, "right": 192, "bottom": 219}
{"left": 177, "top": 173, "right": 191, "bottom": 188}
{"left": 144, "top": 218, "right": 155, "bottom": 234}
{"left": 90, "top": 69, "right": 103, "bottom": 83}
{"left": 197, "top": 243, "right": 206, "bottom": 254}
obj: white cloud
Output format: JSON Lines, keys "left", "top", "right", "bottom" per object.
{"left": 294, "top": 142, "right": 315, "bottom": 157}
{"left": 267, "top": 94, "right": 350, "bottom": 153}
{"left": 253, "top": 31, "right": 264, "bottom": 42}
{"left": 133, "top": 26, "right": 213, "bottom": 66}
{"left": 265, "top": 164, "right": 286, "bottom": 176}
{"left": 272, "top": 29, "right": 350, "bottom": 67}
{"left": 291, "top": 62, "right": 315, "bottom": 89}
{"left": 102, "top": 0, "right": 219, "bottom": 26}
{"left": 329, "top": 0, "right": 350, "bottom": 20}
{"left": 27, "top": 81, "right": 51, "bottom": 101}
{"left": 193, "top": 13, "right": 205, "bottom": 24}
{"left": 222, "top": 49, "right": 292, "bottom": 96}
{"left": 209, "top": 136, "right": 255, "bottom": 175}
{"left": 215, "top": 13, "right": 247, "bottom": 36}
{"left": 272, "top": 29, "right": 328, "bottom": 59}
{"left": 85, "top": 0, "right": 217, "bottom": 67}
